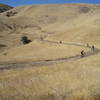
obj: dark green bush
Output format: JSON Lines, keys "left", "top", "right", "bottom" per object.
{"left": 21, "top": 36, "right": 32, "bottom": 44}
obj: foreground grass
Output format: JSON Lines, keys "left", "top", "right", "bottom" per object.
{"left": 0, "top": 53, "right": 100, "bottom": 100}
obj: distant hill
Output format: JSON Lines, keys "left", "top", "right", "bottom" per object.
{"left": 0, "top": 3, "right": 13, "bottom": 13}
{"left": 0, "top": 3, "right": 100, "bottom": 53}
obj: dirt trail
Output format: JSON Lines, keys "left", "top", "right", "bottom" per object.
{"left": 0, "top": 40, "right": 100, "bottom": 70}
{"left": 43, "top": 40, "right": 91, "bottom": 48}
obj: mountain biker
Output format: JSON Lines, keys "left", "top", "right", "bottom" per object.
{"left": 81, "top": 50, "right": 85, "bottom": 57}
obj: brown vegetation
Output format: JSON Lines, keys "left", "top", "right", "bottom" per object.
{"left": 0, "top": 3, "right": 100, "bottom": 100}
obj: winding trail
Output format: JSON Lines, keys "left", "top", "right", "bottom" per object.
{"left": 0, "top": 40, "right": 100, "bottom": 70}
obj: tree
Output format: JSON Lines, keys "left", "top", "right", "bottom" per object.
{"left": 21, "top": 36, "right": 32, "bottom": 44}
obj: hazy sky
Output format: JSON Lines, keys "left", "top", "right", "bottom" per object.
{"left": 0, "top": 0, "right": 100, "bottom": 7}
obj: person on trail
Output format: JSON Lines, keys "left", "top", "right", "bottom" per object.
{"left": 40, "top": 37, "right": 44, "bottom": 40}
{"left": 59, "top": 41, "right": 62, "bottom": 44}
{"left": 86, "top": 43, "right": 89, "bottom": 47}
{"left": 91, "top": 45, "right": 95, "bottom": 51}
{"left": 81, "top": 50, "right": 85, "bottom": 57}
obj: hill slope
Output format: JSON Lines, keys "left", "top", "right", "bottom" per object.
{"left": 0, "top": 3, "right": 13, "bottom": 13}
{"left": 0, "top": 3, "right": 100, "bottom": 100}
{"left": 0, "top": 4, "right": 100, "bottom": 52}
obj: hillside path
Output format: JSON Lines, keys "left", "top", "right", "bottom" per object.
{"left": 0, "top": 40, "right": 100, "bottom": 70}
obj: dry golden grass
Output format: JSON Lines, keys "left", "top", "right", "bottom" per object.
{"left": 0, "top": 53, "right": 100, "bottom": 100}
{"left": 0, "top": 40, "right": 89, "bottom": 63}
{"left": 0, "top": 3, "right": 100, "bottom": 100}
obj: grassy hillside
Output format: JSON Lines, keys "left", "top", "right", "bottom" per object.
{"left": 0, "top": 4, "right": 100, "bottom": 52}
{"left": 0, "top": 3, "right": 100, "bottom": 100}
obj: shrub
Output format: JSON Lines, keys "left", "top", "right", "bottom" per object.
{"left": 79, "top": 7, "right": 90, "bottom": 13}
{"left": 6, "top": 11, "right": 17, "bottom": 17}
{"left": 0, "top": 44, "right": 7, "bottom": 47}
{"left": 21, "top": 36, "right": 32, "bottom": 44}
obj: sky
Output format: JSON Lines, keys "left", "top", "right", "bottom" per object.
{"left": 0, "top": 0, "right": 100, "bottom": 7}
